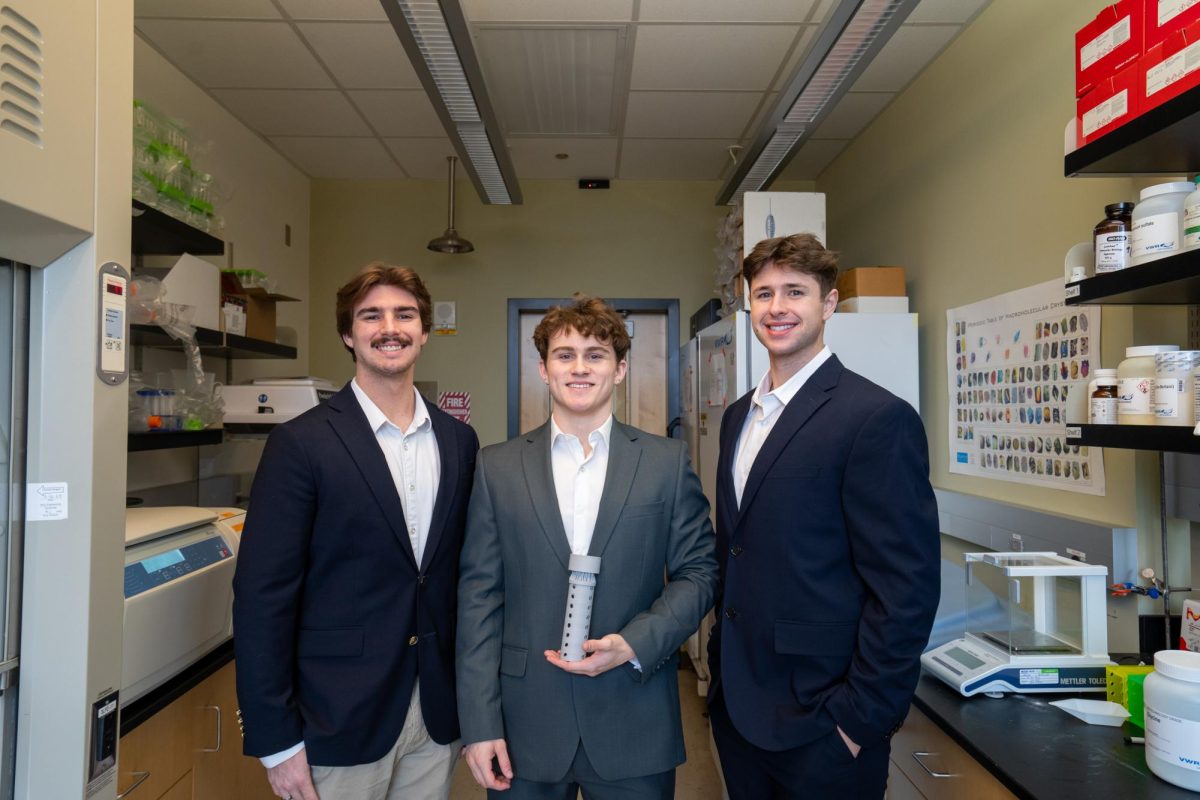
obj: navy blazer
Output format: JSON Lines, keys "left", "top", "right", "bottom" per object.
{"left": 233, "top": 383, "right": 478, "bottom": 766}
{"left": 708, "top": 355, "right": 939, "bottom": 752}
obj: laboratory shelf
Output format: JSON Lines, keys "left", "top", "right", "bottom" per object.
{"left": 1065, "top": 423, "right": 1200, "bottom": 454}
{"left": 1063, "top": 249, "right": 1200, "bottom": 305}
{"left": 130, "top": 324, "right": 296, "bottom": 360}
{"left": 128, "top": 429, "right": 223, "bottom": 452}
{"left": 131, "top": 199, "right": 224, "bottom": 256}
{"left": 1065, "top": 83, "right": 1200, "bottom": 176}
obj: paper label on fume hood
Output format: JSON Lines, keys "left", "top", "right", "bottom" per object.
{"left": 27, "top": 483, "right": 68, "bottom": 521}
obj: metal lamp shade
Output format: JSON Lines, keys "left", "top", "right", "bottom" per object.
{"left": 428, "top": 156, "right": 474, "bottom": 254}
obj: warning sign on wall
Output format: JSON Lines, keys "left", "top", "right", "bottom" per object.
{"left": 437, "top": 391, "right": 470, "bottom": 424}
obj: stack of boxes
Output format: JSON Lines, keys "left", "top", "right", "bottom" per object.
{"left": 1076, "top": 0, "right": 1200, "bottom": 147}
{"left": 835, "top": 266, "right": 908, "bottom": 313}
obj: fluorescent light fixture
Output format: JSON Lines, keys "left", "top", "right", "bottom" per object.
{"left": 716, "top": 0, "right": 920, "bottom": 206}
{"left": 382, "top": 0, "right": 522, "bottom": 204}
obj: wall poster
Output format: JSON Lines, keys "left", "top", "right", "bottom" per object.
{"left": 946, "top": 279, "right": 1105, "bottom": 495}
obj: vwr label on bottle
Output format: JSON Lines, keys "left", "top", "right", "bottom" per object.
{"left": 1132, "top": 212, "right": 1181, "bottom": 259}
{"left": 1119, "top": 377, "right": 1154, "bottom": 415}
{"left": 1095, "top": 232, "right": 1131, "bottom": 272}
{"left": 1145, "top": 703, "right": 1200, "bottom": 774}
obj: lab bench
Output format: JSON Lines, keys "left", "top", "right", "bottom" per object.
{"left": 903, "top": 673, "right": 1195, "bottom": 799}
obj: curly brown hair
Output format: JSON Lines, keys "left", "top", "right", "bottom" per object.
{"left": 743, "top": 233, "right": 839, "bottom": 297}
{"left": 533, "top": 294, "right": 630, "bottom": 362}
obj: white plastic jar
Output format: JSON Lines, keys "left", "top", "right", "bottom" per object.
{"left": 1184, "top": 176, "right": 1200, "bottom": 250}
{"left": 1119, "top": 345, "right": 1179, "bottom": 424}
{"left": 1132, "top": 181, "right": 1194, "bottom": 265}
{"left": 1144, "top": 650, "right": 1200, "bottom": 791}
{"left": 1155, "top": 351, "right": 1200, "bottom": 425}
{"left": 1089, "top": 368, "right": 1119, "bottom": 424}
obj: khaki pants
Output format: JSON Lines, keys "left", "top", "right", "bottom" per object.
{"left": 311, "top": 683, "right": 459, "bottom": 800}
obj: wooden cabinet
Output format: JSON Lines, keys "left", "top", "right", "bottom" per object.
{"left": 886, "top": 706, "right": 1015, "bottom": 800}
{"left": 118, "top": 659, "right": 275, "bottom": 800}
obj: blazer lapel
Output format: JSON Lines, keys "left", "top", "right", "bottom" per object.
{"left": 522, "top": 423, "right": 573, "bottom": 571}
{"left": 326, "top": 385, "right": 418, "bottom": 569}
{"left": 736, "top": 356, "right": 841, "bottom": 523}
{"left": 718, "top": 393, "right": 753, "bottom": 527}
{"left": 420, "top": 405, "right": 460, "bottom": 570}
{"left": 587, "top": 421, "right": 640, "bottom": 559}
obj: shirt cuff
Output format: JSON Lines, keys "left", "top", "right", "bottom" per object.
{"left": 261, "top": 742, "right": 305, "bottom": 769}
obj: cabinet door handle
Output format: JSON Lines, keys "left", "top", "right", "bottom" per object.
{"left": 200, "top": 705, "right": 222, "bottom": 752}
{"left": 911, "top": 751, "right": 954, "bottom": 778}
{"left": 116, "top": 770, "right": 150, "bottom": 798}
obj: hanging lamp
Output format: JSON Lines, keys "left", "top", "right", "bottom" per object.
{"left": 428, "top": 156, "right": 475, "bottom": 254}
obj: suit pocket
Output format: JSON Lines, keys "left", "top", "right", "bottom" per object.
{"left": 500, "top": 645, "right": 527, "bottom": 677}
{"left": 766, "top": 466, "right": 821, "bottom": 480}
{"left": 774, "top": 620, "right": 857, "bottom": 656}
{"left": 622, "top": 500, "right": 664, "bottom": 519}
{"left": 297, "top": 627, "right": 364, "bottom": 658}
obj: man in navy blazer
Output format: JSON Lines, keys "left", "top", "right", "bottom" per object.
{"left": 708, "top": 234, "right": 939, "bottom": 798}
{"left": 233, "top": 263, "right": 478, "bottom": 800}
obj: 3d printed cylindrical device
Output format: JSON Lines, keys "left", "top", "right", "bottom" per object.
{"left": 560, "top": 554, "right": 602, "bottom": 661}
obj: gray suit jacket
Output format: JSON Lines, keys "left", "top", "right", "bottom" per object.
{"left": 456, "top": 420, "right": 717, "bottom": 782}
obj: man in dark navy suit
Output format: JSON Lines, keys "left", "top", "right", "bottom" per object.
{"left": 708, "top": 234, "right": 939, "bottom": 799}
{"left": 233, "top": 263, "right": 478, "bottom": 800}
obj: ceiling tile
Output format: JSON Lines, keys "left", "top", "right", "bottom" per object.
{"left": 618, "top": 139, "right": 728, "bottom": 179}
{"left": 506, "top": 137, "right": 619, "bottom": 179}
{"left": 383, "top": 138, "right": 459, "bottom": 179}
{"left": 350, "top": 90, "right": 446, "bottom": 137}
{"left": 630, "top": 25, "right": 799, "bottom": 90}
{"left": 908, "top": 0, "right": 991, "bottom": 24}
{"left": 210, "top": 89, "right": 371, "bottom": 136}
{"left": 296, "top": 22, "right": 421, "bottom": 89}
{"left": 850, "top": 24, "right": 960, "bottom": 93}
{"left": 134, "top": 0, "right": 281, "bottom": 18}
{"left": 463, "top": 0, "right": 634, "bottom": 22}
{"left": 740, "top": 91, "right": 778, "bottom": 140}
{"left": 277, "top": 0, "right": 388, "bottom": 21}
{"left": 271, "top": 136, "right": 404, "bottom": 179}
{"left": 639, "top": 0, "right": 820, "bottom": 23}
{"left": 770, "top": 25, "right": 818, "bottom": 93}
{"left": 624, "top": 91, "right": 762, "bottom": 138}
{"left": 135, "top": 20, "right": 334, "bottom": 88}
{"left": 776, "top": 138, "right": 849, "bottom": 181}
{"left": 808, "top": 91, "right": 893, "bottom": 139}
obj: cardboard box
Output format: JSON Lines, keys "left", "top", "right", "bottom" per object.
{"left": 836, "top": 267, "right": 906, "bottom": 300}
{"left": 1077, "top": 61, "right": 1141, "bottom": 145}
{"left": 1145, "top": 0, "right": 1200, "bottom": 51}
{"left": 836, "top": 296, "right": 909, "bottom": 313}
{"left": 1076, "top": 0, "right": 1145, "bottom": 99}
{"left": 1141, "top": 17, "right": 1200, "bottom": 112}
{"left": 219, "top": 272, "right": 299, "bottom": 342}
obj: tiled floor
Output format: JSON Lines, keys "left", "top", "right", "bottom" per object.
{"left": 449, "top": 663, "right": 724, "bottom": 799}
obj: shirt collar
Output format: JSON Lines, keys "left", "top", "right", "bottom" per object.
{"left": 751, "top": 346, "right": 832, "bottom": 413}
{"left": 550, "top": 414, "right": 613, "bottom": 451}
{"left": 351, "top": 379, "right": 431, "bottom": 436}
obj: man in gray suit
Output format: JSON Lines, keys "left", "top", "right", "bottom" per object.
{"left": 457, "top": 295, "right": 718, "bottom": 799}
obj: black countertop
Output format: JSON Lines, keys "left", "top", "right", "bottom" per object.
{"left": 913, "top": 674, "right": 1196, "bottom": 799}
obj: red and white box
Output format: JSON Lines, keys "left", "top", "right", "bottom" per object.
{"left": 1145, "top": 0, "right": 1200, "bottom": 51}
{"left": 1078, "top": 61, "right": 1142, "bottom": 145}
{"left": 1141, "top": 17, "right": 1200, "bottom": 111}
{"left": 1076, "top": 0, "right": 1145, "bottom": 98}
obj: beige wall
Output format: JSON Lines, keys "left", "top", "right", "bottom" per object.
{"left": 309, "top": 179, "right": 726, "bottom": 446}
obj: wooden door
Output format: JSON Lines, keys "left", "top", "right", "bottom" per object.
{"left": 516, "top": 309, "right": 669, "bottom": 437}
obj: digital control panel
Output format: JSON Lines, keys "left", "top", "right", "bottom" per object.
{"left": 124, "top": 534, "right": 232, "bottom": 599}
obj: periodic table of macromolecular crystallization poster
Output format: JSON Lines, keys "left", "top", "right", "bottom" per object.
{"left": 946, "top": 279, "right": 1106, "bottom": 495}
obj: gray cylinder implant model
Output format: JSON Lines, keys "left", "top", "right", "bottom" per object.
{"left": 560, "top": 554, "right": 601, "bottom": 661}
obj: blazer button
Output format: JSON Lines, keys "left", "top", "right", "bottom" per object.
{"left": 408, "top": 635, "right": 419, "bottom": 646}
{"left": 724, "top": 607, "right": 738, "bottom": 619}
{"left": 418, "top": 575, "right": 427, "bottom": 585}
{"left": 730, "top": 545, "right": 743, "bottom": 556}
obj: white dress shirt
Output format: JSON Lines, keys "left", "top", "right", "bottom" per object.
{"left": 732, "top": 346, "right": 832, "bottom": 507}
{"left": 260, "top": 380, "right": 441, "bottom": 769}
{"left": 550, "top": 415, "right": 612, "bottom": 556}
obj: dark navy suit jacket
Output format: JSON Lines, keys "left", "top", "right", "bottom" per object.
{"left": 233, "top": 383, "right": 478, "bottom": 766}
{"left": 708, "top": 355, "right": 939, "bottom": 752}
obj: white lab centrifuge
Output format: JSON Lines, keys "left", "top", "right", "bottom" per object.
{"left": 122, "top": 506, "right": 245, "bottom": 705}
